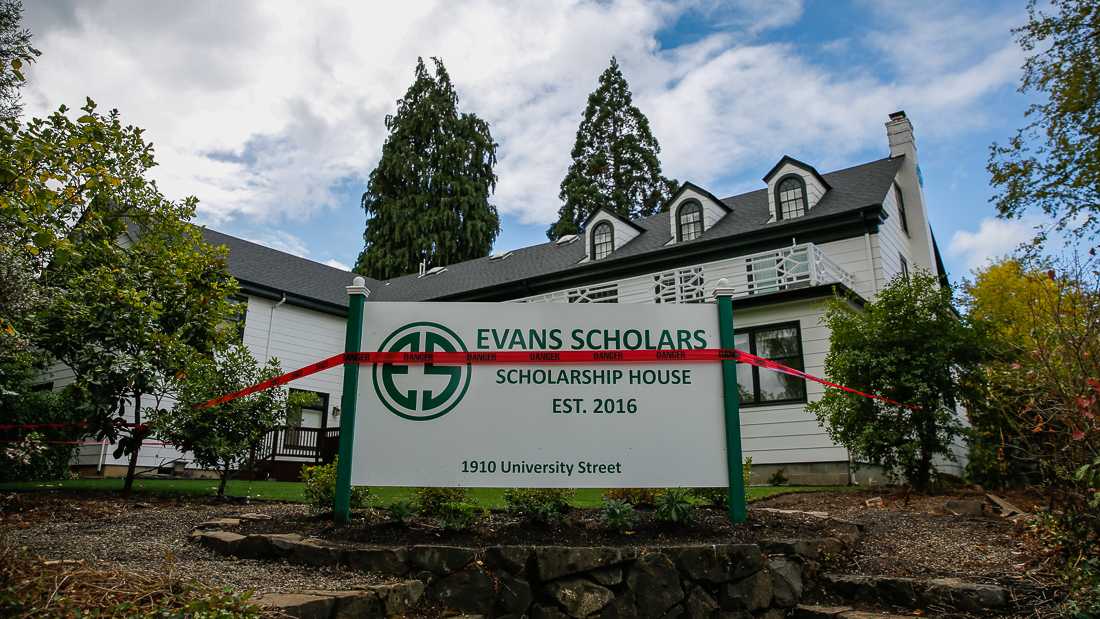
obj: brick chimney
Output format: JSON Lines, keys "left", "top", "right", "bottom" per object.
{"left": 885, "top": 110, "right": 916, "bottom": 160}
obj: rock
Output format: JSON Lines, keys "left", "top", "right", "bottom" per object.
{"left": 668, "top": 544, "right": 763, "bottom": 583}
{"left": 484, "top": 545, "right": 532, "bottom": 574}
{"left": 497, "top": 573, "right": 533, "bottom": 614}
{"left": 373, "top": 580, "right": 426, "bottom": 614}
{"left": 195, "top": 530, "right": 244, "bottom": 555}
{"left": 428, "top": 566, "right": 496, "bottom": 614}
{"left": 684, "top": 587, "right": 719, "bottom": 616}
{"left": 792, "top": 605, "right": 853, "bottom": 618}
{"left": 194, "top": 517, "right": 240, "bottom": 530}
{"left": 235, "top": 512, "right": 272, "bottom": 521}
{"left": 408, "top": 545, "right": 475, "bottom": 575}
{"left": 287, "top": 539, "right": 341, "bottom": 566}
{"left": 235, "top": 533, "right": 302, "bottom": 559}
{"left": 944, "top": 499, "right": 985, "bottom": 517}
{"left": 597, "top": 594, "right": 639, "bottom": 619}
{"left": 531, "top": 604, "right": 571, "bottom": 619}
{"left": 925, "top": 577, "right": 1008, "bottom": 611}
{"left": 318, "top": 590, "right": 383, "bottom": 618}
{"left": 535, "top": 546, "right": 630, "bottom": 581}
{"left": 548, "top": 578, "right": 615, "bottom": 618}
{"left": 762, "top": 538, "right": 845, "bottom": 561}
{"left": 626, "top": 553, "right": 684, "bottom": 617}
{"left": 343, "top": 547, "right": 408, "bottom": 575}
{"left": 864, "top": 497, "right": 883, "bottom": 508}
{"left": 721, "top": 568, "right": 772, "bottom": 611}
{"left": 590, "top": 566, "right": 624, "bottom": 586}
{"left": 767, "top": 557, "right": 803, "bottom": 608}
{"left": 254, "top": 593, "right": 335, "bottom": 619}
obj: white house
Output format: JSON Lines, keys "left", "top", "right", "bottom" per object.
{"left": 53, "top": 110, "right": 960, "bottom": 484}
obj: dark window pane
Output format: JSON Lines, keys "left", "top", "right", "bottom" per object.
{"left": 755, "top": 326, "right": 799, "bottom": 358}
{"left": 758, "top": 369, "right": 806, "bottom": 402}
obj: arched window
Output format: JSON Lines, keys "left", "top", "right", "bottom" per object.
{"left": 677, "top": 201, "right": 703, "bottom": 242}
{"left": 591, "top": 222, "right": 614, "bottom": 260}
{"left": 894, "top": 182, "right": 909, "bottom": 235}
{"left": 775, "top": 175, "right": 807, "bottom": 220}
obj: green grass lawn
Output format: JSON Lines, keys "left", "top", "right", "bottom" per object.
{"left": 0, "top": 478, "right": 852, "bottom": 508}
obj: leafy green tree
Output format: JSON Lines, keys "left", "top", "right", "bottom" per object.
{"left": 988, "top": 0, "right": 1100, "bottom": 246}
{"left": 0, "top": 0, "right": 38, "bottom": 121}
{"left": 356, "top": 57, "right": 499, "bottom": 280}
{"left": 154, "top": 345, "right": 303, "bottom": 498}
{"left": 808, "top": 272, "right": 983, "bottom": 491}
{"left": 548, "top": 57, "right": 676, "bottom": 240}
{"left": 6, "top": 100, "right": 239, "bottom": 496}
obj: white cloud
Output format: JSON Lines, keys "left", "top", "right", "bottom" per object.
{"left": 322, "top": 258, "right": 351, "bottom": 271}
{"left": 948, "top": 216, "right": 1040, "bottom": 272}
{"left": 20, "top": 0, "right": 1025, "bottom": 233}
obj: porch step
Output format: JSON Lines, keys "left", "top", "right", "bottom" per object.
{"left": 819, "top": 573, "right": 1009, "bottom": 614}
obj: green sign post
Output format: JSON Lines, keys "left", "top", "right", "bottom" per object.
{"left": 715, "top": 285, "right": 747, "bottom": 523}
{"left": 334, "top": 277, "right": 369, "bottom": 524}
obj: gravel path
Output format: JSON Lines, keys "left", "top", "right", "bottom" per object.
{"left": 1, "top": 492, "right": 386, "bottom": 594}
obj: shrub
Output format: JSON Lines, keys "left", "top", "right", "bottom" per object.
{"left": 601, "top": 499, "right": 637, "bottom": 532}
{"left": 438, "top": 501, "right": 483, "bottom": 531}
{"left": 654, "top": 488, "right": 694, "bottom": 524}
{"left": 603, "top": 488, "right": 659, "bottom": 507}
{"left": 388, "top": 499, "right": 416, "bottom": 525}
{"left": 414, "top": 487, "right": 471, "bottom": 516}
{"left": 300, "top": 458, "right": 369, "bottom": 512}
{"left": 691, "top": 457, "right": 754, "bottom": 507}
{"left": 503, "top": 488, "right": 573, "bottom": 525}
{"left": 768, "top": 468, "right": 789, "bottom": 486}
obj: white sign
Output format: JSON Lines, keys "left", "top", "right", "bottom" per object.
{"left": 351, "top": 301, "right": 728, "bottom": 487}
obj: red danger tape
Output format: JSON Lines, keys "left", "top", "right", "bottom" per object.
{"left": 197, "top": 349, "right": 914, "bottom": 410}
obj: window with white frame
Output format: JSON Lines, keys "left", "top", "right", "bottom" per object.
{"left": 775, "top": 176, "right": 807, "bottom": 220}
{"left": 653, "top": 267, "right": 705, "bottom": 303}
{"left": 591, "top": 222, "right": 614, "bottom": 260}
{"left": 677, "top": 201, "right": 703, "bottom": 241}
{"left": 567, "top": 282, "right": 618, "bottom": 303}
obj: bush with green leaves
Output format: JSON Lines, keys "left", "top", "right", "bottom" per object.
{"left": 414, "top": 487, "right": 471, "bottom": 516}
{"left": 438, "top": 501, "right": 483, "bottom": 531}
{"left": 300, "top": 458, "right": 369, "bottom": 512}
{"left": 602, "top": 487, "right": 659, "bottom": 507}
{"left": 502, "top": 488, "right": 573, "bottom": 524}
{"left": 768, "top": 468, "right": 789, "bottom": 486}
{"left": 691, "top": 457, "right": 753, "bottom": 507}
{"left": 601, "top": 499, "right": 637, "bottom": 532}
{"left": 388, "top": 499, "right": 416, "bottom": 525}
{"left": 654, "top": 488, "right": 694, "bottom": 524}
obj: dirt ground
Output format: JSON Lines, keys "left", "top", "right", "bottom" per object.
{"left": 0, "top": 488, "right": 1062, "bottom": 614}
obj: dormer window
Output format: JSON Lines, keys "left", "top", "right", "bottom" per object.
{"left": 776, "top": 176, "right": 807, "bottom": 220}
{"left": 677, "top": 201, "right": 703, "bottom": 242}
{"left": 591, "top": 222, "right": 614, "bottom": 260}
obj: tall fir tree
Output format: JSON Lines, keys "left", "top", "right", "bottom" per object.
{"left": 548, "top": 57, "right": 676, "bottom": 240}
{"left": 356, "top": 57, "right": 500, "bottom": 279}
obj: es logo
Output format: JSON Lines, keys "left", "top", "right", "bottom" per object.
{"left": 372, "top": 321, "right": 470, "bottom": 421}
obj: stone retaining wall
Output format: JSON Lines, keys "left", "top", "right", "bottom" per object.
{"left": 194, "top": 530, "right": 848, "bottom": 617}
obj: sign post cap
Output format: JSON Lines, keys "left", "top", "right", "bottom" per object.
{"left": 712, "top": 277, "right": 736, "bottom": 299}
{"left": 347, "top": 276, "right": 370, "bottom": 297}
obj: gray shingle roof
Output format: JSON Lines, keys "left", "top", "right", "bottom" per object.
{"left": 200, "top": 228, "right": 378, "bottom": 309}
{"left": 204, "top": 155, "right": 901, "bottom": 309}
{"left": 369, "top": 156, "right": 902, "bottom": 301}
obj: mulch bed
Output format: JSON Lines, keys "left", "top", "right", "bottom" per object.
{"left": 235, "top": 501, "right": 852, "bottom": 548}
{"left": 1, "top": 486, "right": 1064, "bottom": 615}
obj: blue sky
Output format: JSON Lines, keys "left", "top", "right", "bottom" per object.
{"left": 23, "top": 1, "right": 1036, "bottom": 283}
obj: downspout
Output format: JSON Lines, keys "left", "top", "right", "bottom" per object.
{"left": 263, "top": 293, "right": 287, "bottom": 362}
{"left": 97, "top": 438, "right": 107, "bottom": 473}
{"left": 863, "top": 233, "right": 878, "bottom": 295}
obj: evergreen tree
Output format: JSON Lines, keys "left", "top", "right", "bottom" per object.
{"left": 548, "top": 57, "right": 676, "bottom": 240}
{"left": 355, "top": 58, "right": 499, "bottom": 280}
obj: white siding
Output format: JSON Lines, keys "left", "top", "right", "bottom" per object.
{"left": 734, "top": 299, "right": 848, "bottom": 465}
{"left": 47, "top": 294, "right": 349, "bottom": 472}
{"left": 871, "top": 181, "right": 915, "bottom": 289}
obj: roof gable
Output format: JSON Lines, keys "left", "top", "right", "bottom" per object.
{"left": 762, "top": 155, "right": 832, "bottom": 191}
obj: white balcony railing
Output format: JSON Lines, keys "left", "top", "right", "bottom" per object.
{"left": 724, "top": 242, "right": 855, "bottom": 299}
